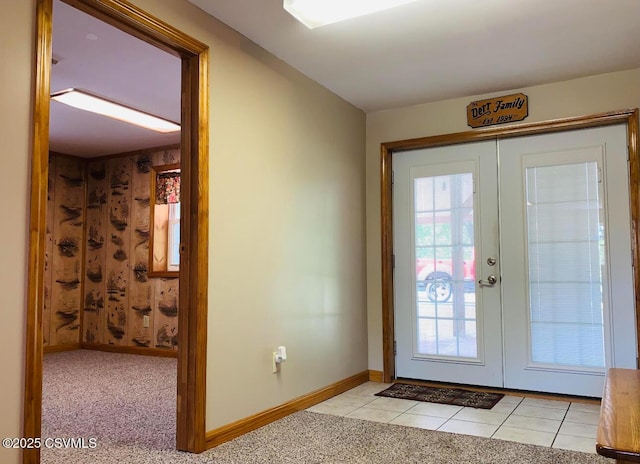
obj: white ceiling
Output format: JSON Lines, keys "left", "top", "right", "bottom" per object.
{"left": 188, "top": 0, "right": 640, "bottom": 112}
{"left": 50, "top": 0, "right": 181, "bottom": 157}
{"left": 50, "top": 0, "right": 640, "bottom": 156}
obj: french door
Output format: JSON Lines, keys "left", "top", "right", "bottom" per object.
{"left": 393, "top": 124, "right": 636, "bottom": 397}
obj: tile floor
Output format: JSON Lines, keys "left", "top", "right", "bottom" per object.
{"left": 307, "top": 382, "right": 601, "bottom": 454}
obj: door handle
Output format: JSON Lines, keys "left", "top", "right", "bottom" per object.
{"left": 478, "top": 275, "right": 497, "bottom": 286}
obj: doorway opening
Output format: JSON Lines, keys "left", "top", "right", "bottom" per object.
{"left": 380, "top": 110, "right": 640, "bottom": 390}
{"left": 25, "top": 0, "right": 209, "bottom": 462}
{"left": 392, "top": 125, "right": 635, "bottom": 397}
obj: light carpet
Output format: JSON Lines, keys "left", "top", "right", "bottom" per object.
{"left": 42, "top": 350, "right": 609, "bottom": 463}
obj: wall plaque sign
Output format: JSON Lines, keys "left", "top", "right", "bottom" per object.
{"left": 467, "top": 93, "right": 528, "bottom": 128}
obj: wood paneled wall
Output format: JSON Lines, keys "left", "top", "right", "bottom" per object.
{"left": 44, "top": 147, "right": 180, "bottom": 351}
{"left": 43, "top": 156, "right": 85, "bottom": 346}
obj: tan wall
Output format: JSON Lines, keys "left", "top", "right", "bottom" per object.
{"left": 1, "top": 0, "right": 365, "bottom": 458}
{"left": 128, "top": 0, "right": 367, "bottom": 429}
{"left": 0, "top": 0, "right": 35, "bottom": 462}
{"left": 365, "top": 68, "right": 640, "bottom": 371}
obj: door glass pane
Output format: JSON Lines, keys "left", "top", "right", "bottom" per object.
{"left": 526, "top": 162, "right": 605, "bottom": 368}
{"left": 415, "top": 173, "right": 477, "bottom": 359}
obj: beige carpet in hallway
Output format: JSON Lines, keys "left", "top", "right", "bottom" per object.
{"left": 41, "top": 351, "right": 608, "bottom": 463}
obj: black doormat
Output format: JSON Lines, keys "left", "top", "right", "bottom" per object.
{"left": 375, "top": 383, "right": 504, "bottom": 409}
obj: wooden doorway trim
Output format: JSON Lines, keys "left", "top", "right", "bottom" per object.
{"left": 381, "top": 109, "right": 640, "bottom": 383}
{"left": 24, "top": 0, "right": 209, "bottom": 462}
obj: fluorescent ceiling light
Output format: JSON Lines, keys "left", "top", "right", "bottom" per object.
{"left": 283, "top": 0, "right": 418, "bottom": 29}
{"left": 51, "top": 88, "right": 180, "bottom": 133}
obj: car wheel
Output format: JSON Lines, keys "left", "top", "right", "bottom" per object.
{"left": 425, "top": 272, "right": 453, "bottom": 302}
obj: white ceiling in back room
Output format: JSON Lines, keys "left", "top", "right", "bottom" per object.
{"left": 188, "top": 0, "right": 640, "bottom": 112}
{"left": 49, "top": 0, "right": 182, "bottom": 158}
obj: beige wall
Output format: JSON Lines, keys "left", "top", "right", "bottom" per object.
{"left": 128, "top": 0, "right": 367, "bottom": 429}
{"left": 0, "top": 0, "right": 35, "bottom": 462}
{"left": 10, "top": 2, "right": 637, "bottom": 460}
{"left": 365, "top": 68, "right": 640, "bottom": 371}
{"left": 1, "top": 1, "right": 366, "bottom": 459}
{"left": 0, "top": 0, "right": 35, "bottom": 463}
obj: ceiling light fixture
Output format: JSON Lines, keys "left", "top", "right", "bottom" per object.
{"left": 51, "top": 88, "right": 180, "bottom": 133}
{"left": 283, "top": 0, "right": 418, "bottom": 29}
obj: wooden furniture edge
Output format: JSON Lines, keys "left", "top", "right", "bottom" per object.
{"left": 204, "top": 370, "right": 369, "bottom": 449}
{"left": 369, "top": 370, "right": 384, "bottom": 382}
{"left": 595, "top": 445, "right": 640, "bottom": 464}
{"left": 596, "top": 368, "right": 640, "bottom": 463}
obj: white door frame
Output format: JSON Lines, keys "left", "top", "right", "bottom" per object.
{"left": 380, "top": 109, "right": 640, "bottom": 384}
